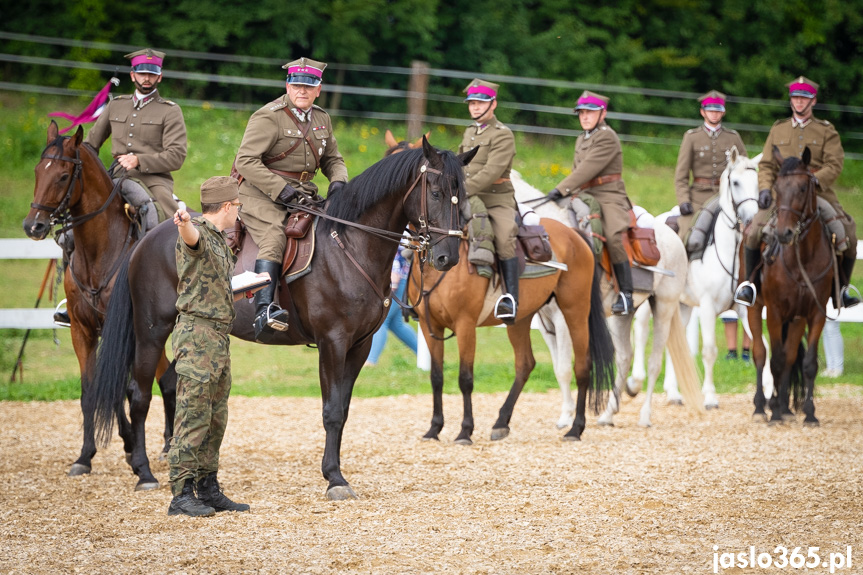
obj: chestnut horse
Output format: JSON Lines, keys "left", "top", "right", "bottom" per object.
{"left": 746, "top": 147, "right": 834, "bottom": 425}
{"left": 22, "top": 121, "right": 174, "bottom": 478}
{"left": 92, "top": 140, "right": 474, "bottom": 499}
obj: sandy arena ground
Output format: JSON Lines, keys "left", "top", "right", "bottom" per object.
{"left": 2, "top": 387, "right": 862, "bottom": 574}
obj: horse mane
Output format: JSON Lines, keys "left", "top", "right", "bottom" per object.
{"left": 778, "top": 156, "right": 804, "bottom": 176}
{"left": 322, "top": 146, "right": 465, "bottom": 233}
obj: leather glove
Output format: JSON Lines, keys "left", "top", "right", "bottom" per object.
{"left": 276, "top": 183, "right": 298, "bottom": 205}
{"left": 328, "top": 180, "right": 346, "bottom": 195}
{"left": 758, "top": 189, "right": 772, "bottom": 210}
{"left": 547, "top": 188, "right": 564, "bottom": 202}
{"left": 679, "top": 202, "right": 693, "bottom": 216}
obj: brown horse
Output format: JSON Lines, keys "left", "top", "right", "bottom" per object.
{"left": 22, "top": 121, "right": 174, "bottom": 478}
{"left": 746, "top": 147, "right": 834, "bottom": 425}
{"left": 407, "top": 218, "right": 614, "bottom": 443}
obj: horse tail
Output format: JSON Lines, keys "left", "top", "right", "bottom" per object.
{"left": 666, "top": 308, "right": 707, "bottom": 416}
{"left": 790, "top": 339, "right": 806, "bottom": 410}
{"left": 587, "top": 266, "right": 615, "bottom": 414}
{"left": 92, "top": 253, "right": 136, "bottom": 447}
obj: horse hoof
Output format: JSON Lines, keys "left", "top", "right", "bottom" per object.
{"left": 68, "top": 463, "right": 91, "bottom": 476}
{"left": 767, "top": 419, "right": 784, "bottom": 427}
{"left": 135, "top": 481, "right": 160, "bottom": 492}
{"left": 596, "top": 420, "right": 614, "bottom": 427}
{"left": 667, "top": 398, "right": 684, "bottom": 406}
{"left": 327, "top": 485, "right": 358, "bottom": 501}
{"left": 782, "top": 413, "right": 796, "bottom": 422}
{"left": 803, "top": 419, "right": 820, "bottom": 428}
{"left": 561, "top": 434, "right": 581, "bottom": 442}
{"left": 752, "top": 413, "right": 768, "bottom": 422}
{"left": 638, "top": 421, "right": 652, "bottom": 428}
{"left": 704, "top": 403, "right": 719, "bottom": 411}
{"left": 490, "top": 428, "right": 510, "bottom": 441}
{"left": 454, "top": 437, "right": 473, "bottom": 446}
{"left": 125, "top": 452, "right": 133, "bottom": 465}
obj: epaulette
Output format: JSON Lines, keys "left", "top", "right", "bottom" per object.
{"left": 312, "top": 104, "right": 327, "bottom": 113}
{"left": 774, "top": 118, "right": 791, "bottom": 127}
{"left": 157, "top": 97, "right": 177, "bottom": 106}
{"left": 495, "top": 122, "right": 512, "bottom": 131}
{"left": 725, "top": 127, "right": 739, "bottom": 134}
{"left": 268, "top": 100, "right": 288, "bottom": 112}
{"left": 685, "top": 128, "right": 699, "bottom": 135}
{"left": 817, "top": 118, "right": 831, "bottom": 126}
{"left": 114, "top": 94, "right": 133, "bottom": 100}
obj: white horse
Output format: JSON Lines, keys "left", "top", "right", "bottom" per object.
{"left": 513, "top": 171, "right": 702, "bottom": 428}
{"left": 630, "top": 147, "right": 774, "bottom": 407}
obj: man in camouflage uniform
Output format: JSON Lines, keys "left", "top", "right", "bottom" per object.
{"left": 84, "top": 48, "right": 187, "bottom": 216}
{"left": 548, "top": 91, "right": 635, "bottom": 315}
{"left": 168, "top": 176, "right": 249, "bottom": 517}
{"left": 674, "top": 90, "right": 747, "bottom": 240}
{"left": 735, "top": 76, "right": 860, "bottom": 308}
{"left": 457, "top": 79, "right": 520, "bottom": 324}
{"left": 235, "top": 57, "right": 348, "bottom": 341}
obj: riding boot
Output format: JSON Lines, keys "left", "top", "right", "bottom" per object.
{"left": 167, "top": 478, "right": 215, "bottom": 517}
{"left": 53, "top": 230, "right": 74, "bottom": 327}
{"left": 840, "top": 255, "right": 861, "bottom": 308}
{"left": 734, "top": 247, "right": 762, "bottom": 307}
{"left": 611, "top": 261, "right": 634, "bottom": 315}
{"left": 196, "top": 472, "right": 250, "bottom": 513}
{"left": 253, "top": 259, "right": 289, "bottom": 340}
{"left": 494, "top": 257, "right": 520, "bottom": 326}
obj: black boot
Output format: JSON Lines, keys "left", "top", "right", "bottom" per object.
{"left": 734, "top": 247, "right": 761, "bottom": 307}
{"left": 495, "top": 257, "right": 520, "bottom": 325}
{"left": 611, "top": 262, "right": 634, "bottom": 315}
{"left": 196, "top": 472, "right": 250, "bottom": 513}
{"left": 253, "top": 259, "right": 289, "bottom": 340}
{"left": 840, "top": 254, "right": 861, "bottom": 308}
{"left": 167, "top": 478, "right": 215, "bottom": 517}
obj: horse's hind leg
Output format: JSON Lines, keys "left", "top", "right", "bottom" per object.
{"left": 157, "top": 356, "right": 177, "bottom": 459}
{"left": 491, "top": 320, "right": 537, "bottom": 440}
{"left": 127, "top": 344, "right": 163, "bottom": 491}
{"left": 538, "top": 303, "right": 574, "bottom": 429}
{"left": 70, "top": 327, "right": 98, "bottom": 476}
{"left": 597, "top": 315, "right": 632, "bottom": 427}
{"left": 627, "top": 303, "right": 650, "bottom": 397}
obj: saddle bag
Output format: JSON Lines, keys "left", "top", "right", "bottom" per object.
{"left": 284, "top": 212, "right": 313, "bottom": 238}
{"left": 224, "top": 218, "right": 246, "bottom": 255}
{"left": 517, "top": 224, "right": 553, "bottom": 262}
{"left": 627, "top": 226, "right": 661, "bottom": 267}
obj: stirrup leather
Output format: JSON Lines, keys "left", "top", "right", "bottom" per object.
{"left": 494, "top": 293, "right": 516, "bottom": 321}
{"left": 733, "top": 281, "right": 757, "bottom": 307}
{"left": 258, "top": 303, "right": 289, "bottom": 332}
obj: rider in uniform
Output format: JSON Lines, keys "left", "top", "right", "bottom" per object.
{"left": 548, "top": 91, "right": 635, "bottom": 315}
{"left": 735, "top": 76, "right": 860, "bottom": 308}
{"left": 457, "top": 79, "right": 520, "bottom": 324}
{"left": 235, "top": 57, "right": 349, "bottom": 340}
{"left": 674, "top": 90, "right": 747, "bottom": 240}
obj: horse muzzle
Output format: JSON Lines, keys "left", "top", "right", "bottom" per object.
{"left": 22, "top": 215, "right": 51, "bottom": 241}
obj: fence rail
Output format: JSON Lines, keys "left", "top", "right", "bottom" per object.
{"left": 0, "top": 239, "right": 61, "bottom": 329}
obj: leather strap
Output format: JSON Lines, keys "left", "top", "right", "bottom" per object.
{"left": 268, "top": 168, "right": 316, "bottom": 182}
{"left": 493, "top": 177, "right": 511, "bottom": 185}
{"left": 579, "top": 173, "right": 622, "bottom": 191}
{"left": 694, "top": 177, "right": 721, "bottom": 186}
{"left": 283, "top": 108, "right": 321, "bottom": 168}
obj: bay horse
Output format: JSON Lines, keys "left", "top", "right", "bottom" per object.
{"left": 745, "top": 147, "right": 833, "bottom": 425}
{"left": 22, "top": 121, "right": 175, "bottom": 478}
{"left": 512, "top": 171, "right": 702, "bottom": 428}
{"left": 92, "top": 139, "right": 474, "bottom": 499}
{"left": 407, "top": 217, "right": 615, "bottom": 442}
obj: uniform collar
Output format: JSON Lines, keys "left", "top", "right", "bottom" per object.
{"left": 473, "top": 114, "right": 496, "bottom": 134}
{"left": 792, "top": 115, "right": 812, "bottom": 128}
{"left": 133, "top": 89, "right": 158, "bottom": 110}
{"left": 584, "top": 120, "right": 606, "bottom": 138}
{"left": 703, "top": 123, "right": 722, "bottom": 135}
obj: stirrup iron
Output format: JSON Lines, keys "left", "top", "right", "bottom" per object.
{"left": 262, "top": 303, "right": 289, "bottom": 332}
{"left": 494, "top": 293, "right": 516, "bottom": 321}
{"left": 733, "top": 281, "right": 757, "bottom": 307}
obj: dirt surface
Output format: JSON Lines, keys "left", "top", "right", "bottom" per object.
{"left": 2, "top": 388, "right": 862, "bottom": 574}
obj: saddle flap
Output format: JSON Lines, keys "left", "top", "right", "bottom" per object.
{"left": 284, "top": 216, "right": 318, "bottom": 281}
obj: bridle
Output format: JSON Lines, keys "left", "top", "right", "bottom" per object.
{"left": 711, "top": 160, "right": 758, "bottom": 292}
{"left": 775, "top": 169, "right": 819, "bottom": 245}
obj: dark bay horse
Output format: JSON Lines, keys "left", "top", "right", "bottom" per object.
{"left": 92, "top": 139, "right": 475, "bottom": 499}
{"left": 22, "top": 121, "right": 174, "bottom": 477}
{"left": 407, "top": 218, "right": 615, "bottom": 443}
{"left": 746, "top": 147, "right": 834, "bottom": 425}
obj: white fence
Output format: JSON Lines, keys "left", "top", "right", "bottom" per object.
{"left": 0, "top": 239, "right": 62, "bottom": 329}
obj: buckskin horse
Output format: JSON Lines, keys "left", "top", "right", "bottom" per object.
{"left": 92, "top": 139, "right": 475, "bottom": 499}
{"left": 22, "top": 121, "right": 175, "bottom": 478}
{"left": 745, "top": 147, "right": 834, "bottom": 425}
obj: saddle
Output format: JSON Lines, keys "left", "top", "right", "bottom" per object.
{"left": 225, "top": 211, "right": 317, "bottom": 281}
{"left": 115, "top": 177, "right": 165, "bottom": 233}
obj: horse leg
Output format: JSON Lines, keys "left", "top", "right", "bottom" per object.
{"left": 802, "top": 317, "right": 824, "bottom": 426}
{"left": 127, "top": 342, "right": 163, "bottom": 490}
{"left": 69, "top": 324, "right": 97, "bottom": 476}
{"left": 627, "top": 303, "right": 650, "bottom": 396}
{"left": 491, "top": 320, "right": 537, "bottom": 440}
{"left": 697, "top": 302, "right": 720, "bottom": 409}
{"left": 639, "top": 301, "right": 676, "bottom": 428}
{"left": 662, "top": 303, "right": 690, "bottom": 405}
{"left": 597, "top": 315, "right": 632, "bottom": 427}
{"left": 156, "top": 355, "right": 177, "bottom": 459}
{"left": 562, "top": 311, "right": 594, "bottom": 441}
{"left": 747, "top": 303, "right": 769, "bottom": 421}
{"left": 454, "top": 323, "right": 477, "bottom": 445}
{"left": 767, "top": 317, "right": 791, "bottom": 425}
{"left": 422, "top": 322, "right": 447, "bottom": 441}
{"left": 538, "top": 304, "right": 574, "bottom": 429}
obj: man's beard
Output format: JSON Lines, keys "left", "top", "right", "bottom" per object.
{"left": 134, "top": 80, "right": 157, "bottom": 95}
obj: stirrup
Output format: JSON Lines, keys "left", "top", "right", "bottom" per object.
{"left": 611, "top": 292, "right": 633, "bottom": 316}
{"left": 53, "top": 298, "right": 71, "bottom": 328}
{"left": 841, "top": 284, "right": 862, "bottom": 309}
{"left": 494, "top": 293, "right": 516, "bottom": 322}
{"left": 258, "top": 303, "right": 289, "bottom": 333}
{"left": 733, "top": 282, "right": 757, "bottom": 307}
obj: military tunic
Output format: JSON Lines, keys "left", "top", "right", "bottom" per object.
{"left": 236, "top": 95, "right": 348, "bottom": 263}
{"left": 674, "top": 125, "right": 747, "bottom": 238}
{"left": 84, "top": 92, "right": 187, "bottom": 213}
{"left": 168, "top": 216, "right": 237, "bottom": 496}
{"left": 556, "top": 121, "right": 632, "bottom": 263}
{"left": 747, "top": 116, "right": 856, "bottom": 257}
{"left": 458, "top": 115, "right": 518, "bottom": 259}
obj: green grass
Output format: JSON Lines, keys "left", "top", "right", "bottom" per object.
{"left": 3, "top": 91, "right": 863, "bottom": 401}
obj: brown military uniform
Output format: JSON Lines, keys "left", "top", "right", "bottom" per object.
{"left": 236, "top": 95, "right": 348, "bottom": 263}
{"left": 458, "top": 114, "right": 518, "bottom": 259}
{"left": 674, "top": 126, "right": 747, "bottom": 238}
{"left": 84, "top": 92, "right": 187, "bottom": 212}
{"left": 747, "top": 115, "right": 856, "bottom": 257}
{"left": 556, "top": 121, "right": 632, "bottom": 263}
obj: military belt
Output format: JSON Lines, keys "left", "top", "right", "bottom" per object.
{"left": 269, "top": 168, "right": 316, "bottom": 182}
{"left": 694, "top": 177, "right": 721, "bottom": 186}
{"left": 493, "top": 177, "right": 511, "bottom": 185}
{"left": 579, "top": 173, "right": 622, "bottom": 191}
{"left": 178, "top": 314, "right": 232, "bottom": 335}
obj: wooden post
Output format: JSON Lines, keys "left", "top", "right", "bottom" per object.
{"left": 407, "top": 60, "right": 429, "bottom": 140}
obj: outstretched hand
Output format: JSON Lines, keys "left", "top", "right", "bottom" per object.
{"left": 174, "top": 201, "right": 190, "bottom": 227}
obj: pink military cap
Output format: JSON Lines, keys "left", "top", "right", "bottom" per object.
{"left": 787, "top": 76, "right": 819, "bottom": 99}
{"left": 125, "top": 49, "right": 165, "bottom": 75}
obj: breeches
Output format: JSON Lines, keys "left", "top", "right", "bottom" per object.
{"left": 596, "top": 196, "right": 632, "bottom": 264}
{"left": 147, "top": 182, "right": 179, "bottom": 216}
{"left": 240, "top": 183, "right": 289, "bottom": 263}
{"left": 471, "top": 192, "right": 518, "bottom": 259}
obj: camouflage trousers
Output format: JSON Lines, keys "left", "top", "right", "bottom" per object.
{"left": 168, "top": 316, "right": 232, "bottom": 496}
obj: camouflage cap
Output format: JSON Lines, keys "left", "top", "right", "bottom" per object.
{"left": 463, "top": 79, "right": 499, "bottom": 102}
{"left": 698, "top": 90, "right": 726, "bottom": 112}
{"left": 575, "top": 90, "right": 609, "bottom": 111}
{"left": 787, "top": 76, "right": 818, "bottom": 98}
{"left": 283, "top": 58, "right": 327, "bottom": 86}
{"left": 125, "top": 49, "right": 165, "bottom": 74}
{"left": 200, "top": 176, "right": 239, "bottom": 204}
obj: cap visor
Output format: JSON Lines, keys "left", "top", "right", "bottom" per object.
{"left": 464, "top": 94, "right": 494, "bottom": 102}
{"left": 575, "top": 104, "right": 603, "bottom": 111}
{"left": 132, "top": 64, "right": 162, "bottom": 74}
{"left": 789, "top": 90, "right": 815, "bottom": 98}
{"left": 287, "top": 74, "right": 322, "bottom": 87}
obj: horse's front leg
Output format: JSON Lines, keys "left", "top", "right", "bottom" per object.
{"left": 767, "top": 316, "right": 791, "bottom": 425}
{"left": 802, "top": 317, "right": 824, "bottom": 426}
{"left": 69, "top": 324, "right": 98, "bottom": 476}
{"left": 422, "top": 323, "right": 447, "bottom": 441}
{"left": 491, "top": 320, "right": 536, "bottom": 440}
{"left": 747, "top": 303, "right": 769, "bottom": 421}
{"left": 454, "top": 325, "right": 477, "bottom": 445}
{"left": 698, "top": 302, "right": 720, "bottom": 409}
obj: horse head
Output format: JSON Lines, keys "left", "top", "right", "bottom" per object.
{"left": 383, "top": 129, "right": 430, "bottom": 156}
{"left": 773, "top": 145, "right": 816, "bottom": 246}
{"left": 720, "top": 145, "right": 760, "bottom": 227}
{"left": 23, "top": 121, "right": 88, "bottom": 240}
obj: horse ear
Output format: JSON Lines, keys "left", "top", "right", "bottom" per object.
{"left": 73, "top": 125, "right": 84, "bottom": 147}
{"left": 729, "top": 145, "right": 739, "bottom": 165}
{"left": 802, "top": 146, "right": 811, "bottom": 167}
{"left": 384, "top": 129, "right": 398, "bottom": 150}
{"left": 421, "top": 135, "right": 444, "bottom": 169}
{"left": 410, "top": 131, "right": 430, "bottom": 149}
{"left": 772, "top": 145, "right": 784, "bottom": 166}
{"left": 457, "top": 145, "right": 479, "bottom": 167}
{"left": 47, "top": 120, "right": 59, "bottom": 143}
{"left": 751, "top": 153, "right": 763, "bottom": 166}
